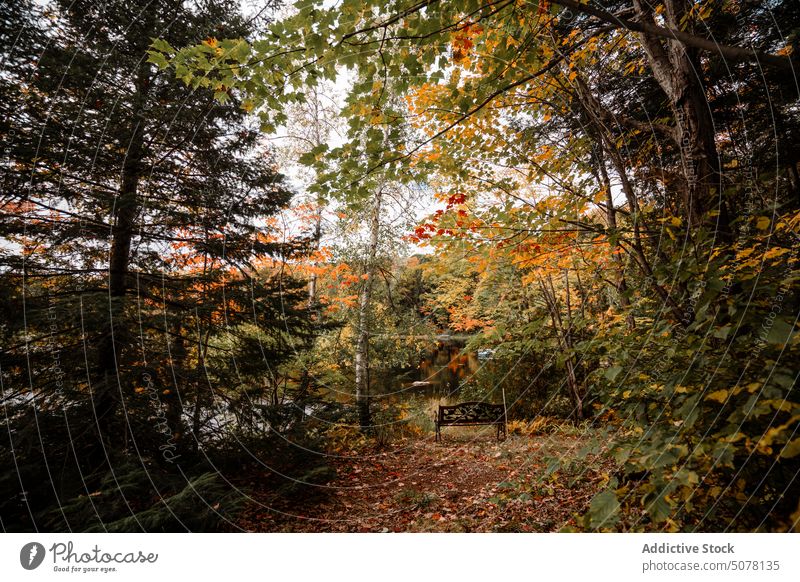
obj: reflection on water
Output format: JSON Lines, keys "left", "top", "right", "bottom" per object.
{"left": 376, "top": 340, "right": 479, "bottom": 400}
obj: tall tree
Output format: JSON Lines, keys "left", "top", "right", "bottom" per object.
{"left": 1, "top": 0, "right": 315, "bottom": 531}
{"left": 155, "top": 0, "right": 800, "bottom": 531}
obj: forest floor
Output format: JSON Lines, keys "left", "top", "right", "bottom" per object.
{"left": 236, "top": 427, "right": 613, "bottom": 532}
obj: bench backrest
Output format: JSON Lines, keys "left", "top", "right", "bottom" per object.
{"left": 438, "top": 401, "right": 505, "bottom": 424}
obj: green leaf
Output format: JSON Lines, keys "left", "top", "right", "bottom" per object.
{"left": 544, "top": 458, "right": 561, "bottom": 477}
{"left": 231, "top": 40, "right": 251, "bottom": 63}
{"left": 766, "top": 318, "right": 795, "bottom": 345}
{"left": 310, "top": 143, "right": 329, "bottom": 156}
{"left": 150, "top": 37, "right": 175, "bottom": 55}
{"left": 605, "top": 365, "right": 623, "bottom": 381}
{"left": 146, "top": 51, "right": 169, "bottom": 69}
{"left": 713, "top": 325, "right": 731, "bottom": 340}
{"left": 645, "top": 490, "right": 673, "bottom": 524}
{"left": 588, "top": 489, "right": 620, "bottom": 529}
{"left": 298, "top": 151, "right": 316, "bottom": 166}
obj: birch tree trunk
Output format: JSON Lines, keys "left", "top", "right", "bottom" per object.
{"left": 354, "top": 187, "right": 383, "bottom": 430}
{"left": 308, "top": 89, "right": 325, "bottom": 310}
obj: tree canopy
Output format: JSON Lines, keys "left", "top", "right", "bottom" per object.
{"left": 0, "top": 0, "right": 797, "bottom": 533}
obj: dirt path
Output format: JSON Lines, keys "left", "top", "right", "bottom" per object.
{"left": 236, "top": 430, "right": 612, "bottom": 532}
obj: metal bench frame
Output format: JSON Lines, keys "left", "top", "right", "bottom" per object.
{"left": 434, "top": 401, "right": 507, "bottom": 442}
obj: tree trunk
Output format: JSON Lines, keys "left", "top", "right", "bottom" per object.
{"left": 354, "top": 188, "right": 383, "bottom": 431}
{"left": 538, "top": 274, "right": 583, "bottom": 422}
{"left": 572, "top": 72, "right": 686, "bottom": 324}
{"left": 632, "top": 0, "right": 731, "bottom": 235}
{"left": 94, "top": 65, "right": 149, "bottom": 448}
{"left": 165, "top": 319, "right": 186, "bottom": 449}
{"left": 595, "top": 148, "right": 635, "bottom": 330}
{"left": 561, "top": 270, "right": 584, "bottom": 421}
{"left": 192, "top": 326, "right": 212, "bottom": 453}
{"left": 308, "top": 91, "right": 324, "bottom": 310}
{"left": 308, "top": 210, "right": 322, "bottom": 308}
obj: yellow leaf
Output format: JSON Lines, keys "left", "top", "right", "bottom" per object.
{"left": 782, "top": 438, "right": 800, "bottom": 459}
{"left": 705, "top": 389, "right": 728, "bottom": 403}
{"left": 763, "top": 247, "right": 790, "bottom": 260}
{"left": 734, "top": 382, "right": 761, "bottom": 395}
{"left": 756, "top": 216, "right": 771, "bottom": 230}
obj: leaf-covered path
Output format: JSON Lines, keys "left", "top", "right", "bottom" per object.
{"left": 236, "top": 430, "right": 612, "bottom": 532}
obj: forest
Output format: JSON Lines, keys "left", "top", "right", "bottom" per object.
{"left": 1, "top": 0, "right": 798, "bottom": 533}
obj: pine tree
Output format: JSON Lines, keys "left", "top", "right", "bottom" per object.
{"left": 0, "top": 0, "right": 313, "bottom": 530}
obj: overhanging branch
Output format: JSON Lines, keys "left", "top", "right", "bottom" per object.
{"left": 549, "top": 0, "right": 796, "bottom": 70}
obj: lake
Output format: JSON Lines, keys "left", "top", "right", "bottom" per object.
{"left": 375, "top": 336, "right": 484, "bottom": 401}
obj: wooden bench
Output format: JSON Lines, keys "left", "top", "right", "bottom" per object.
{"left": 434, "top": 401, "right": 507, "bottom": 442}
